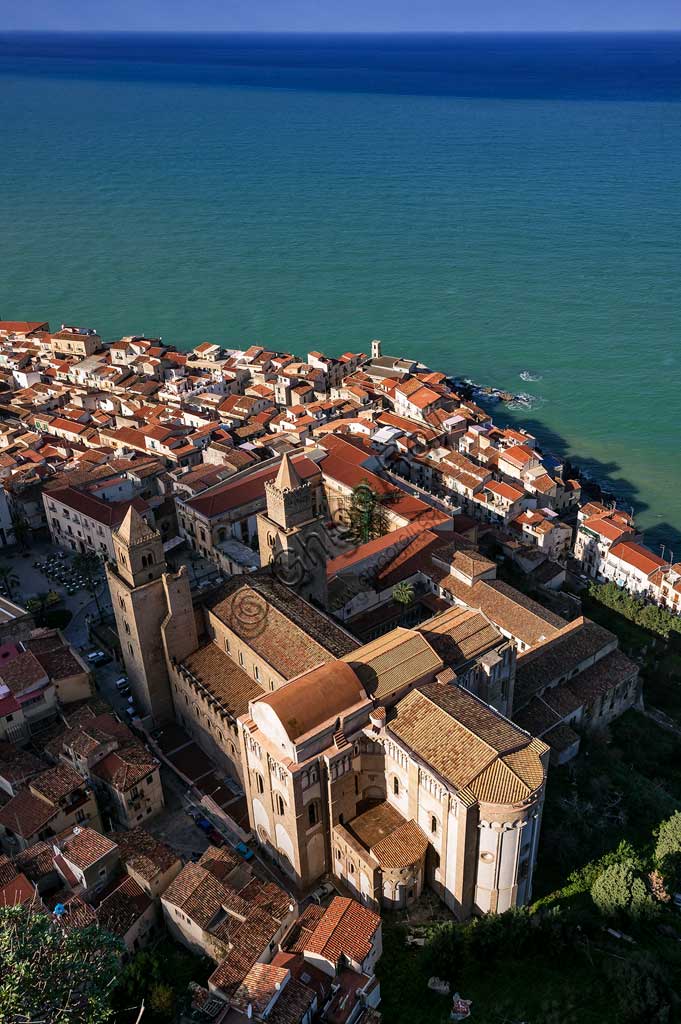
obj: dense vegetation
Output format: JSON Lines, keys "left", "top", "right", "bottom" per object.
{"left": 0, "top": 906, "right": 122, "bottom": 1024}
{"left": 111, "top": 940, "right": 211, "bottom": 1024}
{"left": 585, "top": 581, "right": 681, "bottom": 640}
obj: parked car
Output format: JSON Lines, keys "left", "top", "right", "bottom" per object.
{"left": 114, "top": 677, "right": 128, "bottom": 690}
{"left": 125, "top": 705, "right": 138, "bottom": 720}
{"left": 234, "top": 841, "right": 254, "bottom": 861}
{"left": 119, "top": 685, "right": 131, "bottom": 698}
{"left": 310, "top": 881, "right": 336, "bottom": 905}
{"left": 87, "top": 651, "right": 111, "bottom": 666}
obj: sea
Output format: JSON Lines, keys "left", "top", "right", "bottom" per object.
{"left": 1, "top": 32, "right": 680, "bottom": 546}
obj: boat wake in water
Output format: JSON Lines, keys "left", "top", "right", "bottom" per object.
{"left": 519, "top": 370, "right": 542, "bottom": 382}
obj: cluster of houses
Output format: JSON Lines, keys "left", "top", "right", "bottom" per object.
{"left": 0, "top": 631, "right": 382, "bottom": 1024}
{"left": 0, "top": 321, "right": 675, "bottom": 611}
{"left": 0, "top": 317, "right": 670, "bottom": 1020}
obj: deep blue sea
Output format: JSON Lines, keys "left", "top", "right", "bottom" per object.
{"left": 1, "top": 32, "right": 680, "bottom": 544}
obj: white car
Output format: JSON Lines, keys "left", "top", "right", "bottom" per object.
{"left": 87, "top": 650, "right": 105, "bottom": 662}
{"left": 114, "top": 677, "right": 128, "bottom": 690}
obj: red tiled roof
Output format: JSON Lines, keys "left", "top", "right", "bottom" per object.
{"left": 97, "top": 875, "right": 152, "bottom": 936}
{"left": 0, "top": 872, "right": 37, "bottom": 907}
{"left": 187, "top": 454, "right": 320, "bottom": 519}
{"left": 0, "top": 789, "right": 57, "bottom": 838}
{"left": 0, "top": 321, "right": 48, "bottom": 335}
{"left": 484, "top": 480, "right": 525, "bottom": 502}
{"left": 92, "top": 743, "right": 157, "bottom": 792}
{"left": 582, "top": 515, "right": 630, "bottom": 543}
{"left": 610, "top": 540, "right": 666, "bottom": 576}
{"left": 304, "top": 896, "right": 380, "bottom": 967}
{"left": 45, "top": 486, "right": 148, "bottom": 529}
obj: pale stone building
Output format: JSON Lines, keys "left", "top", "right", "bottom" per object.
{"left": 116, "top": 516, "right": 548, "bottom": 919}
{"left": 107, "top": 506, "right": 197, "bottom": 724}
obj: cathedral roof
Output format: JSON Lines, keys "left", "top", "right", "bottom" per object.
{"left": 256, "top": 661, "right": 367, "bottom": 742}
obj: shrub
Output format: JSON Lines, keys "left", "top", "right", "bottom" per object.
{"left": 603, "top": 952, "right": 678, "bottom": 1023}
{"left": 590, "top": 860, "right": 656, "bottom": 922}
{"left": 654, "top": 811, "right": 681, "bottom": 892}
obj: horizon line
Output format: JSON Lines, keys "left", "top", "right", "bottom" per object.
{"left": 3, "top": 28, "right": 681, "bottom": 37}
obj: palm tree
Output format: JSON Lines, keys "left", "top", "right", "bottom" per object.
{"left": 392, "top": 581, "right": 415, "bottom": 608}
{"left": 73, "top": 550, "right": 104, "bottom": 621}
{"left": 10, "top": 511, "right": 31, "bottom": 551}
{"left": 0, "top": 564, "right": 20, "bottom": 602}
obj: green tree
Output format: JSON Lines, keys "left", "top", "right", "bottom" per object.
{"left": 590, "top": 859, "right": 655, "bottom": 921}
{"left": 392, "top": 581, "right": 415, "bottom": 607}
{"left": 74, "top": 550, "right": 105, "bottom": 621}
{"left": 0, "top": 904, "right": 122, "bottom": 1024}
{"left": 0, "top": 564, "right": 19, "bottom": 602}
{"left": 10, "top": 511, "right": 31, "bottom": 552}
{"left": 346, "top": 480, "right": 390, "bottom": 544}
{"left": 603, "top": 951, "right": 678, "bottom": 1024}
{"left": 27, "top": 590, "right": 54, "bottom": 626}
{"left": 655, "top": 811, "right": 681, "bottom": 892}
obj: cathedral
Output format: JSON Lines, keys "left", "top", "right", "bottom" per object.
{"left": 108, "top": 461, "right": 548, "bottom": 918}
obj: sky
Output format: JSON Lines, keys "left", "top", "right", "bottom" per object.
{"left": 3, "top": 0, "right": 681, "bottom": 33}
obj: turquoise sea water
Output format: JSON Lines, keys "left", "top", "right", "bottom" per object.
{"left": 1, "top": 34, "right": 680, "bottom": 544}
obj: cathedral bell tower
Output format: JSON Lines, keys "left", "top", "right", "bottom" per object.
{"left": 107, "top": 506, "right": 195, "bottom": 725}
{"left": 257, "top": 453, "right": 328, "bottom": 608}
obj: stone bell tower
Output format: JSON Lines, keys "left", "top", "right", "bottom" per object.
{"left": 257, "top": 453, "right": 328, "bottom": 607}
{"left": 107, "top": 506, "right": 196, "bottom": 725}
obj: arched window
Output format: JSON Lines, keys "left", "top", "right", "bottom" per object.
{"left": 393, "top": 777, "right": 400, "bottom": 796}
{"left": 431, "top": 815, "right": 438, "bottom": 834}
{"left": 308, "top": 802, "right": 319, "bottom": 827}
{"left": 256, "top": 774, "right": 264, "bottom": 794}
{"left": 275, "top": 794, "right": 285, "bottom": 815}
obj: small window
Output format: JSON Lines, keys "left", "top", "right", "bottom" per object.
{"left": 238, "top": 651, "right": 244, "bottom": 667}
{"left": 254, "top": 665, "right": 260, "bottom": 681}
{"left": 275, "top": 794, "right": 285, "bottom": 815}
{"left": 224, "top": 636, "right": 230, "bottom": 653}
{"left": 431, "top": 815, "right": 438, "bottom": 834}
{"left": 256, "top": 774, "right": 264, "bottom": 794}
{"left": 393, "top": 777, "right": 399, "bottom": 796}
{"left": 308, "top": 802, "right": 319, "bottom": 827}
